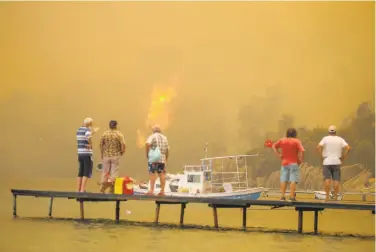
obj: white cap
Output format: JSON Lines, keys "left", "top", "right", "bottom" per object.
{"left": 328, "top": 125, "right": 336, "bottom": 133}
{"left": 84, "top": 117, "right": 93, "bottom": 125}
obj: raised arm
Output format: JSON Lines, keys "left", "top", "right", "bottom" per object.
{"left": 85, "top": 131, "right": 93, "bottom": 149}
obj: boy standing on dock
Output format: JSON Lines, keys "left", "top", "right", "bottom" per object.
{"left": 145, "top": 124, "right": 169, "bottom": 196}
{"left": 316, "top": 125, "right": 351, "bottom": 201}
{"left": 76, "top": 117, "right": 99, "bottom": 192}
{"left": 99, "top": 120, "right": 126, "bottom": 193}
{"left": 272, "top": 128, "right": 305, "bottom": 201}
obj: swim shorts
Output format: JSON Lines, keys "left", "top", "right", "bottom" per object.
{"left": 148, "top": 162, "right": 166, "bottom": 174}
{"left": 280, "top": 163, "right": 300, "bottom": 183}
{"left": 323, "top": 165, "right": 341, "bottom": 181}
{"left": 78, "top": 155, "right": 93, "bottom": 178}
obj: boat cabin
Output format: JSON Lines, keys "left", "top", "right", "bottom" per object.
{"left": 177, "top": 165, "right": 212, "bottom": 194}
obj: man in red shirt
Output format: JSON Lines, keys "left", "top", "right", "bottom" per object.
{"left": 272, "top": 128, "right": 305, "bottom": 201}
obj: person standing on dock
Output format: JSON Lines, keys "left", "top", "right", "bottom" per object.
{"left": 76, "top": 117, "right": 99, "bottom": 192}
{"left": 272, "top": 128, "right": 305, "bottom": 201}
{"left": 99, "top": 120, "right": 126, "bottom": 193}
{"left": 316, "top": 125, "right": 351, "bottom": 201}
{"left": 145, "top": 124, "right": 169, "bottom": 196}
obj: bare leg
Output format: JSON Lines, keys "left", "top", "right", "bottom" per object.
{"left": 333, "top": 180, "right": 340, "bottom": 200}
{"left": 147, "top": 173, "right": 157, "bottom": 195}
{"left": 324, "top": 179, "right": 331, "bottom": 201}
{"left": 158, "top": 172, "right": 166, "bottom": 196}
{"left": 289, "top": 182, "right": 296, "bottom": 199}
{"left": 280, "top": 182, "right": 287, "bottom": 199}
{"left": 108, "top": 184, "right": 114, "bottom": 194}
{"left": 99, "top": 182, "right": 108, "bottom": 193}
{"left": 77, "top": 177, "right": 83, "bottom": 192}
{"left": 80, "top": 176, "right": 89, "bottom": 192}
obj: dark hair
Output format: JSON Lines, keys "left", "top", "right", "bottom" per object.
{"left": 109, "top": 120, "right": 117, "bottom": 129}
{"left": 286, "top": 128, "right": 297, "bottom": 138}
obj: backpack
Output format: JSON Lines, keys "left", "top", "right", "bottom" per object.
{"left": 148, "top": 134, "right": 162, "bottom": 163}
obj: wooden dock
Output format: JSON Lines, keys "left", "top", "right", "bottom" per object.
{"left": 11, "top": 189, "right": 375, "bottom": 235}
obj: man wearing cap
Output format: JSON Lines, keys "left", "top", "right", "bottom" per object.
{"left": 99, "top": 120, "right": 126, "bottom": 193}
{"left": 76, "top": 117, "right": 99, "bottom": 192}
{"left": 145, "top": 124, "right": 169, "bottom": 196}
{"left": 316, "top": 125, "right": 351, "bottom": 201}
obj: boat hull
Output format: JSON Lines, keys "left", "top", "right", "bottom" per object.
{"left": 314, "top": 191, "right": 343, "bottom": 200}
{"left": 133, "top": 188, "right": 264, "bottom": 200}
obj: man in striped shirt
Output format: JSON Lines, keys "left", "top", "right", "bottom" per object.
{"left": 76, "top": 117, "right": 99, "bottom": 192}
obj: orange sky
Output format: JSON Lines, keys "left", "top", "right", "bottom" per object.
{"left": 0, "top": 2, "right": 374, "bottom": 179}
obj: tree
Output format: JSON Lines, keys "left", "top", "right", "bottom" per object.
{"left": 278, "top": 114, "right": 294, "bottom": 136}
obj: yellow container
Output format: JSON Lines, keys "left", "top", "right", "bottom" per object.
{"left": 114, "top": 178, "right": 125, "bottom": 194}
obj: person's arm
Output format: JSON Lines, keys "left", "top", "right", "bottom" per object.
{"left": 316, "top": 138, "right": 325, "bottom": 162}
{"left": 340, "top": 139, "right": 351, "bottom": 162}
{"left": 165, "top": 140, "right": 170, "bottom": 162}
{"left": 86, "top": 131, "right": 93, "bottom": 149}
{"left": 99, "top": 135, "right": 104, "bottom": 159}
{"left": 298, "top": 140, "right": 305, "bottom": 165}
{"left": 145, "top": 143, "right": 151, "bottom": 159}
{"left": 145, "top": 135, "right": 152, "bottom": 159}
{"left": 91, "top": 127, "right": 100, "bottom": 135}
{"left": 120, "top": 134, "right": 126, "bottom": 156}
{"left": 272, "top": 140, "right": 282, "bottom": 158}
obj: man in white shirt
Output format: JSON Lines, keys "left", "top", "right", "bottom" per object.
{"left": 316, "top": 125, "right": 351, "bottom": 201}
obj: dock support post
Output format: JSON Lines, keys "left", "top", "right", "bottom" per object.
{"left": 314, "top": 210, "right": 319, "bottom": 234}
{"left": 48, "top": 197, "right": 54, "bottom": 218}
{"left": 297, "top": 210, "right": 303, "bottom": 233}
{"left": 180, "top": 203, "right": 186, "bottom": 226}
{"left": 213, "top": 206, "right": 218, "bottom": 228}
{"left": 79, "top": 200, "right": 84, "bottom": 220}
{"left": 155, "top": 202, "right": 161, "bottom": 224}
{"left": 13, "top": 195, "right": 17, "bottom": 218}
{"left": 115, "top": 200, "right": 120, "bottom": 222}
{"left": 242, "top": 207, "right": 247, "bottom": 229}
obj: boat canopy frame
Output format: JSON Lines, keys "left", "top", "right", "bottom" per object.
{"left": 183, "top": 154, "right": 259, "bottom": 192}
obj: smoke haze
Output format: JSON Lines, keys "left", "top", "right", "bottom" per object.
{"left": 0, "top": 2, "right": 374, "bottom": 180}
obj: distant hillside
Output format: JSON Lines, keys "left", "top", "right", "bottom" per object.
{"left": 254, "top": 163, "right": 374, "bottom": 191}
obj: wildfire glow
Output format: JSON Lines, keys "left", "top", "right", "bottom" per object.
{"left": 136, "top": 76, "right": 179, "bottom": 148}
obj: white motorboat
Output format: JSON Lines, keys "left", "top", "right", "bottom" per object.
{"left": 133, "top": 154, "right": 265, "bottom": 200}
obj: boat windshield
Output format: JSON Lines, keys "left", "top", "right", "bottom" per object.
{"left": 187, "top": 174, "right": 201, "bottom": 183}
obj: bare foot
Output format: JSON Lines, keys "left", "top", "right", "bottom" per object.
{"left": 146, "top": 191, "right": 154, "bottom": 196}
{"left": 157, "top": 192, "right": 165, "bottom": 196}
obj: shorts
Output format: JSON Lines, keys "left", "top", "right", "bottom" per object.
{"left": 323, "top": 165, "right": 341, "bottom": 181}
{"left": 101, "top": 156, "right": 120, "bottom": 184}
{"left": 280, "top": 163, "right": 299, "bottom": 183}
{"left": 148, "top": 162, "right": 165, "bottom": 174}
{"left": 78, "top": 155, "right": 93, "bottom": 178}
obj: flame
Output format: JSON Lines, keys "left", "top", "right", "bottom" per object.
{"left": 136, "top": 75, "right": 179, "bottom": 148}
